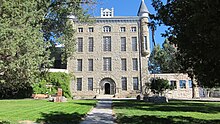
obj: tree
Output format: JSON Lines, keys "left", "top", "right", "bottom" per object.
{"left": 0, "top": 0, "right": 50, "bottom": 98}
{"left": 150, "top": 78, "right": 170, "bottom": 96}
{"left": 149, "top": 39, "right": 181, "bottom": 73}
{"left": 151, "top": 0, "right": 220, "bottom": 88}
{"left": 43, "top": 0, "right": 96, "bottom": 59}
{"left": 0, "top": 0, "right": 95, "bottom": 98}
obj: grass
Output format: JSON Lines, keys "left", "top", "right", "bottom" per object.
{"left": 0, "top": 99, "right": 97, "bottom": 124}
{"left": 113, "top": 100, "right": 220, "bottom": 124}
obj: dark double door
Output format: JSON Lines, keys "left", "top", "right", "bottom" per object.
{"left": 104, "top": 83, "right": 110, "bottom": 94}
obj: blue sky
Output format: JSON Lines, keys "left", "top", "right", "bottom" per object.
{"left": 87, "top": 0, "right": 167, "bottom": 48}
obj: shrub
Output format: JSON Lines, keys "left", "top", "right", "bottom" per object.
{"left": 33, "top": 72, "right": 72, "bottom": 98}
{"left": 150, "top": 78, "right": 170, "bottom": 96}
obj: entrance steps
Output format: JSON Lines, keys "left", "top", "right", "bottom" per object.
{"left": 96, "top": 95, "right": 114, "bottom": 99}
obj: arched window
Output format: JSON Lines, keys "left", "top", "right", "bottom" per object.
{"left": 103, "top": 26, "right": 111, "bottom": 32}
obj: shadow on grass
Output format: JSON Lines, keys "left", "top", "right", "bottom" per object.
{"left": 73, "top": 102, "right": 97, "bottom": 107}
{"left": 116, "top": 114, "right": 220, "bottom": 124}
{"left": 36, "top": 112, "right": 84, "bottom": 124}
{"left": 113, "top": 100, "right": 220, "bottom": 113}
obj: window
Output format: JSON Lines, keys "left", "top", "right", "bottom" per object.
{"left": 88, "top": 27, "right": 94, "bottom": 32}
{"left": 103, "top": 36, "right": 111, "bottom": 51}
{"left": 103, "top": 57, "right": 111, "bottom": 71}
{"left": 88, "top": 78, "right": 93, "bottom": 91}
{"left": 131, "top": 27, "right": 136, "bottom": 32}
{"left": 132, "top": 37, "right": 137, "bottom": 51}
{"left": 120, "top": 27, "right": 126, "bottom": 32}
{"left": 132, "top": 58, "right": 138, "bottom": 71}
{"left": 179, "top": 80, "right": 186, "bottom": 89}
{"left": 88, "top": 37, "right": 94, "bottom": 52}
{"left": 170, "top": 80, "right": 177, "bottom": 89}
{"left": 121, "top": 77, "right": 127, "bottom": 90}
{"left": 121, "top": 58, "right": 127, "bottom": 71}
{"left": 77, "top": 78, "right": 82, "bottom": 91}
{"left": 121, "top": 37, "right": 126, "bottom": 51}
{"left": 77, "top": 59, "right": 82, "bottom": 71}
{"left": 88, "top": 59, "right": 93, "bottom": 71}
{"left": 77, "top": 38, "right": 83, "bottom": 52}
{"left": 144, "top": 36, "right": 148, "bottom": 50}
{"left": 133, "top": 77, "right": 139, "bottom": 90}
{"left": 103, "top": 26, "right": 111, "bottom": 32}
{"left": 78, "top": 28, "right": 83, "bottom": 32}
{"left": 188, "top": 80, "right": 192, "bottom": 88}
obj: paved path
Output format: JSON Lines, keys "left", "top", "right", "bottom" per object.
{"left": 80, "top": 99, "right": 115, "bottom": 124}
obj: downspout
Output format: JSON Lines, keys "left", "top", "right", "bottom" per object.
{"left": 138, "top": 18, "right": 143, "bottom": 95}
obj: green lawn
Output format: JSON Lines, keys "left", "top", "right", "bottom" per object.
{"left": 113, "top": 100, "right": 220, "bottom": 124}
{"left": 0, "top": 99, "right": 97, "bottom": 124}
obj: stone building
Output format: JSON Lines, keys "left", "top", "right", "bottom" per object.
{"left": 67, "top": 0, "right": 199, "bottom": 99}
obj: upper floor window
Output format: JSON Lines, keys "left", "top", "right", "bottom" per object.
{"left": 121, "top": 37, "right": 126, "bottom": 51}
{"left": 144, "top": 36, "right": 148, "bottom": 50}
{"left": 103, "top": 36, "right": 111, "bottom": 51}
{"left": 121, "top": 58, "right": 127, "bottom": 71}
{"left": 131, "top": 27, "right": 136, "bottom": 32}
{"left": 88, "top": 37, "right": 94, "bottom": 52}
{"left": 179, "top": 80, "right": 186, "bottom": 89}
{"left": 88, "top": 59, "right": 93, "bottom": 71}
{"left": 77, "top": 38, "right": 83, "bottom": 52}
{"left": 170, "top": 80, "right": 177, "bottom": 89}
{"left": 77, "top": 59, "right": 82, "bottom": 71}
{"left": 103, "top": 57, "right": 111, "bottom": 71}
{"left": 103, "top": 26, "right": 111, "bottom": 32}
{"left": 78, "top": 28, "right": 83, "bottom": 32}
{"left": 120, "top": 27, "right": 126, "bottom": 32}
{"left": 88, "top": 27, "right": 94, "bottom": 32}
{"left": 132, "top": 58, "right": 138, "bottom": 71}
{"left": 132, "top": 37, "right": 137, "bottom": 51}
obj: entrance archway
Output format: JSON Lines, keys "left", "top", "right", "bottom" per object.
{"left": 100, "top": 78, "right": 116, "bottom": 95}
{"left": 105, "top": 83, "right": 110, "bottom": 94}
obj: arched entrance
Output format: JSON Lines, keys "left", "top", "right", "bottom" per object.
{"left": 100, "top": 78, "right": 116, "bottom": 95}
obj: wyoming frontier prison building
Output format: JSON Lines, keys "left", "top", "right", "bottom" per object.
{"left": 62, "top": 0, "right": 199, "bottom": 99}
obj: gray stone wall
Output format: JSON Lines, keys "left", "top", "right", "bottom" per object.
{"left": 68, "top": 18, "right": 149, "bottom": 98}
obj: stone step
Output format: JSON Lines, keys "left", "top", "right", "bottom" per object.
{"left": 96, "top": 95, "right": 114, "bottom": 99}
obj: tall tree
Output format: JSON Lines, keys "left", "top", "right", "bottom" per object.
{"left": 0, "top": 0, "right": 95, "bottom": 98}
{"left": 149, "top": 39, "right": 180, "bottom": 73}
{"left": 151, "top": 0, "right": 220, "bottom": 88}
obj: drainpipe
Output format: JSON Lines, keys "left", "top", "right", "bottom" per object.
{"left": 138, "top": 20, "right": 143, "bottom": 95}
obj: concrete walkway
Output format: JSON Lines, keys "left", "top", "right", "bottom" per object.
{"left": 80, "top": 99, "right": 115, "bottom": 124}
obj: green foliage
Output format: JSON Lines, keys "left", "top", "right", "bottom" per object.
{"left": 150, "top": 78, "right": 170, "bottom": 96}
{"left": 43, "top": 0, "right": 97, "bottom": 60}
{"left": 0, "top": 0, "right": 96, "bottom": 99}
{"left": 0, "top": 0, "right": 51, "bottom": 99}
{"left": 151, "top": 0, "right": 220, "bottom": 87}
{"left": 149, "top": 39, "right": 181, "bottom": 73}
{"left": 33, "top": 72, "right": 72, "bottom": 98}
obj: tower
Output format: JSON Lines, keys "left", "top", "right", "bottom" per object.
{"left": 138, "top": 0, "right": 150, "bottom": 56}
{"left": 137, "top": 0, "right": 150, "bottom": 94}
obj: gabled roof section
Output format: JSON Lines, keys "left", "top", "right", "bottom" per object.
{"left": 137, "top": 0, "right": 149, "bottom": 16}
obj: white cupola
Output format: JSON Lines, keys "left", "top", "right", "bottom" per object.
{"left": 101, "top": 8, "right": 114, "bottom": 18}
